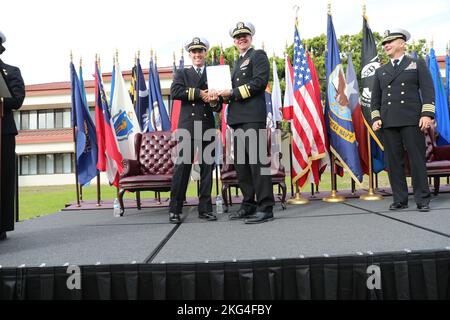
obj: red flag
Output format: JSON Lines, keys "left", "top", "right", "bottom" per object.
{"left": 95, "top": 61, "right": 123, "bottom": 187}
{"left": 346, "top": 53, "right": 369, "bottom": 175}
{"left": 307, "top": 52, "right": 329, "bottom": 182}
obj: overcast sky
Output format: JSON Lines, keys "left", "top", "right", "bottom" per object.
{"left": 2, "top": 0, "right": 449, "bottom": 85}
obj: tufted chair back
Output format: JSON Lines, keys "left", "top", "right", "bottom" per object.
{"left": 135, "top": 131, "right": 177, "bottom": 176}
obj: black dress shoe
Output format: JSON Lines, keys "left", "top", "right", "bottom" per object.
{"left": 0, "top": 232, "right": 6, "bottom": 241}
{"left": 169, "top": 213, "right": 181, "bottom": 224}
{"left": 228, "top": 208, "right": 256, "bottom": 220}
{"left": 244, "top": 212, "right": 274, "bottom": 224}
{"left": 198, "top": 212, "right": 217, "bottom": 221}
{"left": 417, "top": 204, "right": 430, "bottom": 212}
{"left": 389, "top": 202, "right": 408, "bottom": 210}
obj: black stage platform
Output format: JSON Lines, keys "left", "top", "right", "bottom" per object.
{"left": 1, "top": 191, "right": 450, "bottom": 300}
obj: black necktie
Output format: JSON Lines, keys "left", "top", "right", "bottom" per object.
{"left": 393, "top": 59, "right": 399, "bottom": 69}
{"left": 196, "top": 67, "right": 202, "bottom": 77}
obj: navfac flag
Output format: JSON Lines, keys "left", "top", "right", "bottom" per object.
{"left": 135, "top": 58, "right": 150, "bottom": 132}
{"left": 110, "top": 61, "right": 141, "bottom": 160}
{"left": 346, "top": 53, "right": 369, "bottom": 175}
{"left": 429, "top": 48, "right": 450, "bottom": 145}
{"left": 95, "top": 60, "right": 123, "bottom": 187}
{"left": 326, "top": 13, "right": 363, "bottom": 184}
{"left": 70, "top": 62, "right": 98, "bottom": 186}
{"left": 361, "top": 13, "right": 385, "bottom": 174}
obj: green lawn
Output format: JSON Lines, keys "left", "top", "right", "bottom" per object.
{"left": 19, "top": 171, "right": 444, "bottom": 221}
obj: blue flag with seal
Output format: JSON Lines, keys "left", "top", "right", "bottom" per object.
{"left": 149, "top": 58, "right": 171, "bottom": 131}
{"left": 70, "top": 62, "right": 98, "bottom": 186}
{"left": 326, "top": 13, "right": 363, "bottom": 183}
{"left": 429, "top": 48, "right": 450, "bottom": 146}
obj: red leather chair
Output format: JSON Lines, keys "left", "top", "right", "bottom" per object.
{"left": 404, "top": 126, "right": 450, "bottom": 195}
{"left": 220, "top": 147, "right": 287, "bottom": 212}
{"left": 118, "top": 131, "right": 176, "bottom": 216}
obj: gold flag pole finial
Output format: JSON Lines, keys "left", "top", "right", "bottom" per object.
{"left": 363, "top": 3, "right": 366, "bottom": 16}
{"left": 155, "top": 52, "right": 158, "bottom": 65}
{"left": 115, "top": 49, "right": 119, "bottom": 64}
{"left": 430, "top": 37, "right": 434, "bottom": 49}
{"left": 173, "top": 51, "right": 176, "bottom": 65}
{"left": 328, "top": 3, "right": 331, "bottom": 15}
{"left": 70, "top": 51, "right": 73, "bottom": 64}
{"left": 262, "top": 41, "right": 265, "bottom": 51}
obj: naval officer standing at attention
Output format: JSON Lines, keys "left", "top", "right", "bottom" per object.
{"left": 371, "top": 28, "right": 435, "bottom": 212}
{"left": 219, "top": 22, "right": 275, "bottom": 224}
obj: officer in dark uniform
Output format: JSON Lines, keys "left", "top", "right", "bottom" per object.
{"left": 168, "top": 37, "right": 221, "bottom": 224}
{"left": 371, "top": 28, "right": 435, "bottom": 212}
{"left": 219, "top": 22, "right": 275, "bottom": 224}
{"left": 0, "top": 31, "right": 25, "bottom": 240}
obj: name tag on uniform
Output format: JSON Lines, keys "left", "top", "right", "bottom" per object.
{"left": 405, "top": 62, "right": 417, "bottom": 71}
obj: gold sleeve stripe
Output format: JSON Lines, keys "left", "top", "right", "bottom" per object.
{"left": 422, "top": 104, "right": 435, "bottom": 113}
{"left": 188, "top": 88, "right": 195, "bottom": 101}
{"left": 238, "top": 85, "right": 251, "bottom": 99}
{"left": 371, "top": 110, "right": 380, "bottom": 120}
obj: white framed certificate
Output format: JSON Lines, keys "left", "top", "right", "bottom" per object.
{"left": 206, "top": 65, "right": 232, "bottom": 91}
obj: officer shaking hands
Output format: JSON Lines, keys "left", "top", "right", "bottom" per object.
{"left": 0, "top": 31, "right": 25, "bottom": 240}
{"left": 218, "top": 22, "right": 275, "bottom": 224}
{"left": 371, "top": 28, "right": 435, "bottom": 212}
{"left": 168, "top": 37, "right": 220, "bottom": 224}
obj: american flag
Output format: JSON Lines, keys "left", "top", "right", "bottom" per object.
{"left": 287, "top": 20, "right": 327, "bottom": 187}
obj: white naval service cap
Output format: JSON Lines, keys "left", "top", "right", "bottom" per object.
{"left": 382, "top": 28, "right": 411, "bottom": 45}
{"left": 229, "top": 22, "right": 255, "bottom": 38}
{"left": 184, "top": 37, "right": 210, "bottom": 52}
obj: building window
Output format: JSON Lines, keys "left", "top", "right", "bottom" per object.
{"left": 19, "top": 153, "right": 74, "bottom": 175}
{"left": 14, "top": 111, "right": 21, "bottom": 129}
{"left": 21, "top": 111, "right": 30, "bottom": 130}
{"left": 55, "top": 110, "right": 63, "bottom": 129}
{"left": 38, "top": 110, "right": 47, "bottom": 129}
{"left": 29, "top": 111, "right": 38, "bottom": 130}
{"left": 63, "top": 109, "right": 71, "bottom": 128}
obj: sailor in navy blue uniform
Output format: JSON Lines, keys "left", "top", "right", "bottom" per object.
{"left": 371, "top": 28, "right": 435, "bottom": 212}
{"left": 219, "top": 22, "right": 275, "bottom": 224}
{"left": 168, "top": 37, "right": 220, "bottom": 224}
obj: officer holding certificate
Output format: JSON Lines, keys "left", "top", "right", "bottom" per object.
{"left": 219, "top": 22, "right": 275, "bottom": 224}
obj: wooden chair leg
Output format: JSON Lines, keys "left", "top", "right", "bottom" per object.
{"left": 279, "top": 181, "right": 287, "bottom": 210}
{"left": 222, "top": 184, "right": 229, "bottom": 213}
{"left": 136, "top": 191, "right": 141, "bottom": 210}
{"left": 229, "top": 187, "right": 233, "bottom": 206}
{"left": 434, "top": 176, "right": 440, "bottom": 196}
{"left": 118, "top": 188, "right": 126, "bottom": 216}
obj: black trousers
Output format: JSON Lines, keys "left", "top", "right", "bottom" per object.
{"left": 0, "top": 135, "right": 16, "bottom": 233}
{"left": 169, "top": 139, "right": 214, "bottom": 214}
{"left": 383, "top": 126, "right": 430, "bottom": 205}
{"left": 231, "top": 122, "right": 275, "bottom": 213}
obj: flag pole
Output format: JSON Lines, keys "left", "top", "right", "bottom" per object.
{"left": 287, "top": 4, "right": 309, "bottom": 205}
{"left": 284, "top": 42, "right": 295, "bottom": 198}
{"left": 95, "top": 54, "right": 102, "bottom": 207}
{"left": 323, "top": 3, "right": 345, "bottom": 203}
{"left": 71, "top": 51, "right": 81, "bottom": 207}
